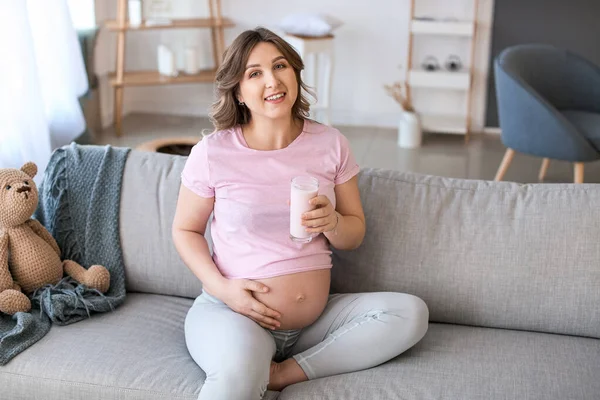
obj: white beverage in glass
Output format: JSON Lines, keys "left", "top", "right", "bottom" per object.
{"left": 290, "top": 176, "right": 319, "bottom": 243}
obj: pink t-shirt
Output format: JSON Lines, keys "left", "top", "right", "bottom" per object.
{"left": 180, "top": 119, "right": 360, "bottom": 280}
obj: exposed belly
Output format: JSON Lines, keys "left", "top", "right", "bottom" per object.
{"left": 254, "top": 269, "right": 331, "bottom": 330}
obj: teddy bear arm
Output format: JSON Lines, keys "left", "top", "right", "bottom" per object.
{"left": 0, "top": 233, "right": 15, "bottom": 292}
{"left": 26, "top": 219, "right": 61, "bottom": 258}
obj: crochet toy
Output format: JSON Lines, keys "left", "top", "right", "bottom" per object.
{"left": 0, "top": 162, "right": 110, "bottom": 315}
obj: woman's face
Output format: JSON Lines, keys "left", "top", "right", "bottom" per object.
{"left": 237, "top": 42, "right": 298, "bottom": 122}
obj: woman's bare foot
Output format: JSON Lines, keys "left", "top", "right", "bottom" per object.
{"left": 267, "top": 359, "right": 308, "bottom": 391}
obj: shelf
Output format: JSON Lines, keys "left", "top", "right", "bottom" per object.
{"left": 411, "top": 20, "right": 474, "bottom": 36}
{"left": 110, "top": 70, "right": 217, "bottom": 87}
{"left": 420, "top": 114, "right": 468, "bottom": 134}
{"left": 409, "top": 69, "right": 471, "bottom": 90}
{"left": 104, "top": 17, "right": 234, "bottom": 31}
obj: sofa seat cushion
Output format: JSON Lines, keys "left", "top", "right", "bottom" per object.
{"left": 279, "top": 323, "right": 600, "bottom": 400}
{"left": 0, "top": 293, "right": 202, "bottom": 400}
{"left": 3, "top": 297, "right": 598, "bottom": 400}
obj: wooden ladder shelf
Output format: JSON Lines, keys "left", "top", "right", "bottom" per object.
{"left": 106, "top": 0, "right": 234, "bottom": 136}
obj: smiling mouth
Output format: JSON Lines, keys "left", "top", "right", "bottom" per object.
{"left": 265, "top": 92, "right": 286, "bottom": 101}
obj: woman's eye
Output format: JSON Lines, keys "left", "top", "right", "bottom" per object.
{"left": 275, "top": 63, "right": 286, "bottom": 70}
{"left": 249, "top": 71, "right": 260, "bottom": 78}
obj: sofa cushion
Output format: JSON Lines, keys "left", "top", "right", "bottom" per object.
{"left": 280, "top": 324, "right": 600, "bottom": 400}
{"left": 0, "top": 294, "right": 202, "bottom": 400}
{"left": 3, "top": 305, "right": 597, "bottom": 400}
{"left": 332, "top": 169, "right": 600, "bottom": 338}
{"left": 120, "top": 150, "right": 205, "bottom": 298}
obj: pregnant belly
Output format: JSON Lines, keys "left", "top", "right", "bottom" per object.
{"left": 254, "top": 269, "right": 331, "bottom": 330}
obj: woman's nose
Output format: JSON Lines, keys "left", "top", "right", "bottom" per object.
{"left": 264, "top": 72, "right": 278, "bottom": 88}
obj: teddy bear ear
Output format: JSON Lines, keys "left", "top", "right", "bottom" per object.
{"left": 20, "top": 162, "right": 37, "bottom": 178}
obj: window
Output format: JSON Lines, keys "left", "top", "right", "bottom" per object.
{"left": 67, "top": 0, "right": 95, "bottom": 30}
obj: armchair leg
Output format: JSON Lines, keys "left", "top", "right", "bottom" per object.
{"left": 538, "top": 158, "right": 550, "bottom": 181}
{"left": 494, "top": 148, "right": 515, "bottom": 181}
{"left": 574, "top": 163, "right": 584, "bottom": 183}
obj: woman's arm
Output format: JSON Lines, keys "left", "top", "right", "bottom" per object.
{"left": 304, "top": 176, "right": 366, "bottom": 250}
{"left": 172, "top": 185, "right": 282, "bottom": 329}
{"left": 172, "top": 185, "right": 227, "bottom": 295}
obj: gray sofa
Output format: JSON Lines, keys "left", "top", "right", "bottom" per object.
{"left": 2, "top": 149, "right": 599, "bottom": 399}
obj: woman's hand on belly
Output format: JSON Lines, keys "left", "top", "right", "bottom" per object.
{"left": 253, "top": 269, "right": 331, "bottom": 330}
{"left": 215, "top": 278, "right": 283, "bottom": 330}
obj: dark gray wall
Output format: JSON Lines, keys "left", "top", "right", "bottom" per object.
{"left": 485, "top": 0, "right": 600, "bottom": 127}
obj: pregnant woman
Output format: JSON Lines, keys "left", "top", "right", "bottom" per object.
{"left": 172, "top": 27, "right": 429, "bottom": 400}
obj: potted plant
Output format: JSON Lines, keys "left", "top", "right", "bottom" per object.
{"left": 384, "top": 82, "right": 422, "bottom": 148}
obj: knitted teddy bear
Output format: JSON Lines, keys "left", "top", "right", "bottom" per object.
{"left": 0, "top": 162, "right": 110, "bottom": 315}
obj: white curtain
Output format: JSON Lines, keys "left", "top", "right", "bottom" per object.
{"left": 0, "top": 0, "right": 88, "bottom": 179}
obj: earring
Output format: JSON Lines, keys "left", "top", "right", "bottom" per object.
{"left": 239, "top": 101, "right": 245, "bottom": 106}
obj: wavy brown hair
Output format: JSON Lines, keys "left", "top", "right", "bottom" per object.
{"left": 209, "top": 27, "right": 314, "bottom": 131}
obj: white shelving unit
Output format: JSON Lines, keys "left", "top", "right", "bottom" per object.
{"left": 410, "top": 20, "right": 474, "bottom": 36}
{"left": 409, "top": 69, "right": 471, "bottom": 90}
{"left": 405, "top": 0, "right": 479, "bottom": 142}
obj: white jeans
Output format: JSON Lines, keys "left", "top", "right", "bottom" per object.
{"left": 185, "top": 290, "right": 429, "bottom": 400}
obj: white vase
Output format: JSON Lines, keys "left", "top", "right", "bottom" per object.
{"left": 183, "top": 47, "right": 200, "bottom": 75}
{"left": 157, "top": 45, "right": 177, "bottom": 77}
{"left": 397, "top": 111, "right": 422, "bottom": 148}
{"left": 128, "top": 0, "right": 143, "bottom": 27}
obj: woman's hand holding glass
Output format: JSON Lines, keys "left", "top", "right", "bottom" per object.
{"left": 301, "top": 195, "right": 338, "bottom": 234}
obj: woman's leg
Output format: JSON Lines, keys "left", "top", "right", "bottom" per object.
{"left": 185, "top": 292, "right": 276, "bottom": 400}
{"left": 288, "top": 292, "right": 429, "bottom": 380}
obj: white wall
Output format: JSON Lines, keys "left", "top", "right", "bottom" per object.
{"left": 95, "top": 0, "right": 494, "bottom": 131}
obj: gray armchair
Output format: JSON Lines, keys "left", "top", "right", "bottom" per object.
{"left": 493, "top": 44, "right": 600, "bottom": 183}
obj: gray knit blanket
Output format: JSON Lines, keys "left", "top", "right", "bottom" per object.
{"left": 0, "top": 143, "right": 130, "bottom": 365}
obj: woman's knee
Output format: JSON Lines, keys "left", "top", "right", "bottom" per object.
{"left": 374, "top": 292, "right": 430, "bottom": 345}
{"left": 369, "top": 292, "right": 428, "bottom": 318}
{"left": 399, "top": 293, "right": 429, "bottom": 339}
